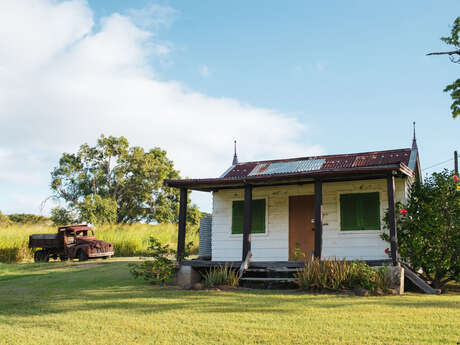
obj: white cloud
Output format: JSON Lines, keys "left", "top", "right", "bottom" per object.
{"left": 0, "top": 0, "right": 322, "bottom": 214}
{"left": 126, "top": 3, "right": 177, "bottom": 31}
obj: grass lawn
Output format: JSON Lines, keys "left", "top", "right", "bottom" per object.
{"left": 0, "top": 259, "right": 459, "bottom": 345}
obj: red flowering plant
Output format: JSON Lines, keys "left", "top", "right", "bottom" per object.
{"left": 399, "top": 208, "right": 408, "bottom": 216}
{"left": 384, "top": 248, "right": 390, "bottom": 255}
{"left": 382, "top": 170, "right": 460, "bottom": 290}
{"left": 454, "top": 175, "right": 459, "bottom": 183}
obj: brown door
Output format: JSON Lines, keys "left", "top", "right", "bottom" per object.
{"left": 289, "top": 195, "right": 315, "bottom": 261}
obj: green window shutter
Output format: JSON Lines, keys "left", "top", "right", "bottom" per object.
{"left": 251, "top": 199, "right": 266, "bottom": 234}
{"left": 340, "top": 194, "right": 359, "bottom": 230}
{"left": 231, "top": 201, "right": 244, "bottom": 234}
{"left": 340, "top": 192, "right": 380, "bottom": 231}
{"left": 359, "top": 192, "right": 380, "bottom": 230}
{"left": 231, "top": 199, "right": 266, "bottom": 234}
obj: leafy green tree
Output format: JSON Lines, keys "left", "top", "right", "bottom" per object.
{"left": 7, "top": 214, "right": 50, "bottom": 225}
{"left": 50, "top": 134, "right": 201, "bottom": 224}
{"left": 78, "top": 195, "right": 117, "bottom": 225}
{"left": 427, "top": 17, "right": 460, "bottom": 118}
{"left": 383, "top": 170, "right": 460, "bottom": 289}
{"left": 50, "top": 207, "right": 77, "bottom": 226}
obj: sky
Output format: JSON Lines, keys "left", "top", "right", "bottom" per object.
{"left": 0, "top": 0, "right": 459, "bottom": 215}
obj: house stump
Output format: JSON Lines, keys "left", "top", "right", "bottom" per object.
{"left": 175, "top": 264, "right": 201, "bottom": 289}
{"left": 385, "top": 264, "right": 404, "bottom": 294}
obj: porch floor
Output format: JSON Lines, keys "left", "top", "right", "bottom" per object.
{"left": 181, "top": 259, "right": 392, "bottom": 268}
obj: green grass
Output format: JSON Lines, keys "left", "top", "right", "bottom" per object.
{"left": 0, "top": 223, "right": 198, "bottom": 263}
{"left": 0, "top": 260, "right": 459, "bottom": 345}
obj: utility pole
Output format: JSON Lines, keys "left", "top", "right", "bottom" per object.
{"left": 455, "top": 150, "right": 458, "bottom": 175}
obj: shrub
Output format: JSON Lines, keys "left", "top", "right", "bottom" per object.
{"left": 129, "top": 237, "right": 194, "bottom": 285}
{"left": 382, "top": 170, "right": 460, "bottom": 289}
{"left": 129, "top": 237, "right": 177, "bottom": 285}
{"left": 348, "top": 261, "right": 390, "bottom": 292}
{"left": 202, "top": 265, "right": 240, "bottom": 288}
{"left": 295, "top": 258, "right": 391, "bottom": 293}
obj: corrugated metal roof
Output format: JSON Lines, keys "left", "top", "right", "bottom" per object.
{"left": 224, "top": 149, "right": 411, "bottom": 179}
{"left": 248, "top": 159, "right": 326, "bottom": 176}
{"left": 164, "top": 148, "right": 416, "bottom": 190}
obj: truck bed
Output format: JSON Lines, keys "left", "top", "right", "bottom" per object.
{"left": 29, "top": 234, "right": 61, "bottom": 249}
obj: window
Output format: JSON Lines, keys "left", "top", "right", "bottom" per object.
{"left": 340, "top": 192, "right": 380, "bottom": 231}
{"left": 231, "top": 199, "right": 266, "bottom": 234}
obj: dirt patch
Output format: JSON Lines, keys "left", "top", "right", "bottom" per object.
{"left": 72, "top": 262, "right": 105, "bottom": 269}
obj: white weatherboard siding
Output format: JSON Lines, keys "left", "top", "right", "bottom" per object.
{"left": 211, "top": 178, "right": 409, "bottom": 261}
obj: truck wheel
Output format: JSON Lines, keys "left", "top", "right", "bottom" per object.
{"left": 34, "top": 250, "right": 49, "bottom": 262}
{"left": 34, "top": 250, "right": 42, "bottom": 262}
{"left": 78, "top": 250, "right": 88, "bottom": 262}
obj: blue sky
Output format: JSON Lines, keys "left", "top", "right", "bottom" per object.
{"left": 0, "top": 0, "right": 458, "bottom": 215}
{"left": 90, "top": 0, "right": 458, "bottom": 168}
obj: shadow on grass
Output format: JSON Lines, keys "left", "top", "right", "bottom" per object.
{"left": 1, "top": 261, "right": 458, "bottom": 318}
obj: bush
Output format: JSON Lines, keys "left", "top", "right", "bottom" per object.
{"left": 129, "top": 237, "right": 176, "bottom": 285}
{"left": 201, "top": 265, "right": 240, "bottom": 288}
{"left": 294, "top": 259, "right": 391, "bottom": 293}
{"left": 129, "top": 237, "right": 194, "bottom": 285}
{"left": 382, "top": 170, "right": 460, "bottom": 289}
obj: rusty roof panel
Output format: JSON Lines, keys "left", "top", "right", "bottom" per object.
{"left": 216, "top": 148, "right": 412, "bottom": 180}
{"left": 224, "top": 162, "right": 259, "bottom": 178}
{"left": 248, "top": 159, "right": 326, "bottom": 176}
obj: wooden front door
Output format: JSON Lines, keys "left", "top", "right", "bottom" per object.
{"left": 289, "top": 195, "right": 315, "bottom": 261}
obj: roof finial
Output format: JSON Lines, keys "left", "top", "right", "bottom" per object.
{"left": 412, "top": 121, "right": 418, "bottom": 150}
{"left": 232, "top": 140, "right": 239, "bottom": 165}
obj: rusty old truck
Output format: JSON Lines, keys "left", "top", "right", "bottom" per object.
{"left": 29, "top": 225, "right": 114, "bottom": 262}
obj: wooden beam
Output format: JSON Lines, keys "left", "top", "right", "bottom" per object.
{"left": 177, "top": 187, "right": 187, "bottom": 262}
{"left": 242, "top": 184, "right": 252, "bottom": 260}
{"left": 238, "top": 250, "right": 252, "bottom": 278}
{"left": 314, "top": 179, "right": 323, "bottom": 259}
{"left": 401, "top": 264, "right": 440, "bottom": 294}
{"left": 387, "top": 175, "right": 398, "bottom": 265}
{"left": 179, "top": 173, "right": 400, "bottom": 192}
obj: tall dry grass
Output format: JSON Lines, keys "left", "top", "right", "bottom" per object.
{"left": 0, "top": 223, "right": 198, "bottom": 263}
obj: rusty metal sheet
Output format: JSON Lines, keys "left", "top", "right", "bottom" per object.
{"left": 210, "top": 148, "right": 412, "bottom": 180}
{"left": 248, "top": 159, "right": 326, "bottom": 176}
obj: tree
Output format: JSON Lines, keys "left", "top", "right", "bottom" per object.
{"left": 78, "top": 195, "right": 117, "bottom": 225}
{"left": 7, "top": 213, "right": 50, "bottom": 224}
{"left": 427, "top": 17, "right": 460, "bottom": 118}
{"left": 50, "top": 134, "right": 201, "bottom": 225}
{"left": 50, "top": 207, "right": 76, "bottom": 226}
{"left": 383, "top": 170, "right": 460, "bottom": 289}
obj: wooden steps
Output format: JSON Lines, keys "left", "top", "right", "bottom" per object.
{"left": 240, "top": 277, "right": 297, "bottom": 282}
{"left": 239, "top": 264, "right": 300, "bottom": 289}
{"left": 245, "top": 268, "right": 300, "bottom": 273}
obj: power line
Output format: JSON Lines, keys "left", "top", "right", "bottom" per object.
{"left": 422, "top": 158, "right": 454, "bottom": 171}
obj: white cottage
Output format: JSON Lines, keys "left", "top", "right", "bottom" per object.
{"left": 165, "top": 135, "right": 421, "bottom": 270}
